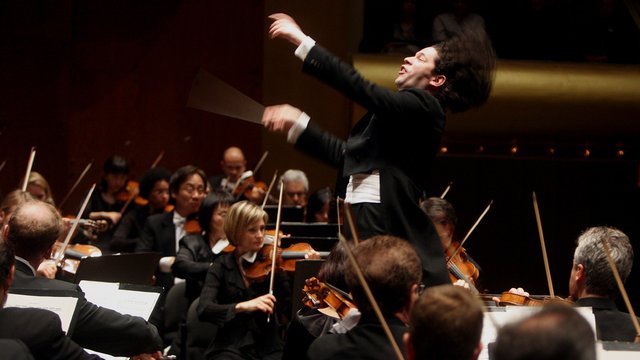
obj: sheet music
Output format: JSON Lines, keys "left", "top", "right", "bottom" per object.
{"left": 79, "top": 280, "right": 161, "bottom": 321}
{"left": 478, "top": 306, "right": 597, "bottom": 360}
{"left": 5, "top": 294, "right": 78, "bottom": 334}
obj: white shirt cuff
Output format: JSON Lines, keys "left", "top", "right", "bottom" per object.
{"left": 294, "top": 36, "right": 316, "bottom": 61}
{"left": 287, "top": 112, "right": 310, "bottom": 143}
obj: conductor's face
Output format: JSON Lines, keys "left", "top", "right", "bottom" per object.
{"left": 395, "top": 47, "right": 441, "bottom": 91}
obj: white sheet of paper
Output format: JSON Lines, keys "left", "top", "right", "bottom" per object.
{"left": 79, "top": 280, "right": 160, "bottom": 321}
{"left": 5, "top": 293, "right": 78, "bottom": 334}
{"left": 478, "top": 306, "right": 598, "bottom": 360}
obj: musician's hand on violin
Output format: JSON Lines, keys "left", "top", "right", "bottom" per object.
{"left": 246, "top": 186, "right": 266, "bottom": 204}
{"left": 37, "top": 260, "right": 57, "bottom": 279}
{"left": 304, "top": 249, "right": 321, "bottom": 260}
{"left": 236, "top": 294, "right": 277, "bottom": 314}
{"left": 268, "top": 13, "right": 306, "bottom": 46}
{"left": 262, "top": 104, "right": 302, "bottom": 134}
{"left": 452, "top": 279, "right": 471, "bottom": 290}
{"left": 158, "top": 256, "right": 176, "bottom": 273}
{"left": 492, "top": 287, "right": 530, "bottom": 305}
{"left": 89, "top": 211, "right": 121, "bottom": 227}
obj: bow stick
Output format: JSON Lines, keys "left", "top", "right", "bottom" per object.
{"left": 55, "top": 184, "right": 96, "bottom": 267}
{"left": 532, "top": 192, "right": 555, "bottom": 298}
{"left": 21, "top": 147, "right": 36, "bottom": 192}
{"left": 261, "top": 170, "right": 278, "bottom": 209}
{"left": 446, "top": 200, "right": 492, "bottom": 263}
{"left": 267, "top": 181, "right": 285, "bottom": 323}
{"left": 58, "top": 161, "right": 93, "bottom": 211}
{"left": 440, "top": 181, "right": 453, "bottom": 199}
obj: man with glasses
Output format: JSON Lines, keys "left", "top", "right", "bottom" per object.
{"left": 136, "top": 165, "right": 207, "bottom": 339}
{"left": 279, "top": 169, "right": 309, "bottom": 207}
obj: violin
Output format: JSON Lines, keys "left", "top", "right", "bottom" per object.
{"left": 115, "top": 180, "right": 139, "bottom": 203}
{"left": 446, "top": 241, "right": 479, "bottom": 285}
{"left": 302, "top": 277, "right": 357, "bottom": 320}
{"left": 233, "top": 174, "right": 268, "bottom": 203}
{"left": 495, "top": 291, "right": 573, "bottom": 307}
{"left": 243, "top": 242, "right": 328, "bottom": 282}
{"left": 50, "top": 241, "right": 102, "bottom": 275}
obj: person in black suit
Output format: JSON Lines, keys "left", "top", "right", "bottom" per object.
{"left": 568, "top": 226, "right": 639, "bottom": 342}
{"left": 307, "top": 235, "right": 423, "bottom": 360}
{"left": 197, "top": 201, "right": 295, "bottom": 360}
{"left": 5, "top": 199, "right": 162, "bottom": 358}
{"left": 0, "top": 236, "right": 100, "bottom": 360}
{"left": 263, "top": 13, "right": 496, "bottom": 286}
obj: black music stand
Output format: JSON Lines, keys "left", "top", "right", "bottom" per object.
{"left": 264, "top": 206, "right": 305, "bottom": 223}
{"left": 275, "top": 222, "right": 339, "bottom": 238}
{"left": 72, "top": 252, "right": 162, "bottom": 286}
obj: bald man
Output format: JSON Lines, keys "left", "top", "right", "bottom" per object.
{"left": 210, "top": 146, "right": 248, "bottom": 193}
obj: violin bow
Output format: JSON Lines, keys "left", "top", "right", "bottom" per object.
{"left": 58, "top": 161, "right": 93, "bottom": 211}
{"left": 343, "top": 202, "right": 360, "bottom": 244}
{"left": 599, "top": 237, "right": 640, "bottom": 342}
{"left": 21, "top": 147, "right": 36, "bottom": 192}
{"left": 54, "top": 183, "right": 96, "bottom": 267}
{"left": 337, "top": 233, "right": 404, "bottom": 360}
{"left": 440, "top": 181, "right": 453, "bottom": 199}
{"left": 267, "top": 180, "right": 285, "bottom": 323}
{"left": 336, "top": 196, "right": 342, "bottom": 238}
{"left": 446, "top": 200, "right": 492, "bottom": 263}
{"left": 0, "top": 160, "right": 6, "bottom": 174}
{"left": 150, "top": 150, "right": 165, "bottom": 168}
{"left": 253, "top": 150, "right": 269, "bottom": 175}
{"left": 260, "top": 170, "right": 278, "bottom": 209}
{"left": 532, "top": 192, "right": 555, "bottom": 298}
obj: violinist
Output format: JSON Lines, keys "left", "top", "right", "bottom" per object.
{"left": 405, "top": 285, "right": 484, "bottom": 360}
{"left": 173, "top": 190, "right": 234, "bottom": 304}
{"left": 308, "top": 235, "right": 422, "bottom": 360}
{"left": 24, "top": 171, "right": 55, "bottom": 206}
{"left": 282, "top": 241, "right": 358, "bottom": 360}
{"left": 421, "top": 197, "right": 481, "bottom": 286}
{"left": 74, "top": 155, "right": 131, "bottom": 254}
{"left": 111, "top": 167, "right": 172, "bottom": 253}
{"left": 209, "top": 146, "right": 247, "bottom": 193}
{"left": 279, "top": 169, "right": 309, "bottom": 207}
{"left": 6, "top": 200, "right": 164, "bottom": 357}
{"left": 135, "top": 165, "right": 207, "bottom": 296}
{"left": 305, "top": 186, "right": 333, "bottom": 223}
{"left": 497, "top": 226, "right": 639, "bottom": 342}
{"left": 197, "top": 200, "right": 292, "bottom": 360}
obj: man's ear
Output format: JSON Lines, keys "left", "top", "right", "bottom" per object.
{"left": 575, "top": 263, "right": 586, "bottom": 282}
{"left": 429, "top": 75, "right": 446, "bottom": 88}
{"left": 2, "top": 224, "right": 8, "bottom": 241}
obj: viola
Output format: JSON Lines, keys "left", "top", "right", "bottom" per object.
{"left": 446, "top": 241, "right": 479, "bottom": 285}
{"left": 302, "top": 277, "right": 357, "bottom": 320}
{"left": 243, "top": 242, "right": 329, "bottom": 282}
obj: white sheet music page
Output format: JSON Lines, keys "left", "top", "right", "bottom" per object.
{"left": 5, "top": 294, "right": 78, "bottom": 334}
{"left": 79, "top": 280, "right": 160, "bottom": 320}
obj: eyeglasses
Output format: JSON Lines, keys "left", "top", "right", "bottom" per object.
{"left": 417, "top": 283, "right": 426, "bottom": 295}
{"left": 286, "top": 191, "right": 306, "bottom": 198}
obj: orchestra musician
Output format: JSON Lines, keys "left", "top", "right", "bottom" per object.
{"left": 111, "top": 167, "right": 172, "bottom": 253}
{"left": 210, "top": 146, "right": 266, "bottom": 205}
{"left": 263, "top": 13, "right": 496, "bottom": 286}
{"left": 421, "top": 197, "right": 481, "bottom": 286}
{"left": 173, "top": 190, "right": 235, "bottom": 304}
{"left": 23, "top": 171, "right": 55, "bottom": 206}
{"left": 405, "top": 285, "right": 484, "bottom": 360}
{"left": 135, "top": 165, "right": 207, "bottom": 337}
{"left": 305, "top": 186, "right": 333, "bottom": 223}
{"left": 307, "top": 235, "right": 422, "bottom": 360}
{"left": 0, "top": 240, "right": 101, "bottom": 360}
{"left": 196, "top": 200, "right": 293, "bottom": 360}
{"left": 278, "top": 169, "right": 309, "bottom": 207}
{"left": 282, "top": 241, "right": 358, "bottom": 360}
{"left": 74, "top": 155, "right": 131, "bottom": 254}
{"left": 5, "top": 199, "right": 163, "bottom": 358}
{"left": 493, "top": 304, "right": 596, "bottom": 360}
{"left": 498, "top": 226, "right": 639, "bottom": 342}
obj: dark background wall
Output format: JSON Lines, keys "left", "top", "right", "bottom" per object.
{"left": 1, "top": 0, "right": 639, "bottom": 311}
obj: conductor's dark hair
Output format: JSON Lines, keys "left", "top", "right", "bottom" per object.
{"left": 433, "top": 28, "right": 496, "bottom": 113}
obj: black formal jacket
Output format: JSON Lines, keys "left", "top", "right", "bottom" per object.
{"left": 0, "top": 339, "right": 35, "bottom": 360}
{"left": 0, "top": 307, "right": 101, "bottom": 360}
{"left": 136, "top": 211, "right": 177, "bottom": 291}
{"left": 576, "top": 297, "right": 640, "bottom": 342}
{"left": 111, "top": 204, "right": 152, "bottom": 253}
{"left": 307, "top": 313, "right": 408, "bottom": 360}
{"left": 294, "top": 44, "right": 449, "bottom": 285}
{"left": 10, "top": 260, "right": 162, "bottom": 356}
{"left": 173, "top": 233, "right": 217, "bottom": 303}
{"left": 197, "top": 252, "right": 291, "bottom": 359}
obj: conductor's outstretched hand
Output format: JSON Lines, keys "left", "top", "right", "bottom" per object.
{"left": 268, "top": 13, "right": 307, "bottom": 46}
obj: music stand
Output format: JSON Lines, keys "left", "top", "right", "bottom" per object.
{"left": 276, "top": 222, "right": 339, "bottom": 238}
{"left": 73, "top": 252, "right": 162, "bottom": 286}
{"left": 280, "top": 236, "right": 338, "bottom": 252}
{"left": 264, "top": 206, "right": 305, "bottom": 223}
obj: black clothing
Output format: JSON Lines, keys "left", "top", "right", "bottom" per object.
{"left": 136, "top": 211, "right": 177, "bottom": 292}
{"left": 0, "top": 307, "right": 101, "bottom": 360}
{"left": 10, "top": 260, "right": 162, "bottom": 356}
{"left": 173, "top": 233, "right": 217, "bottom": 303}
{"left": 111, "top": 204, "right": 155, "bottom": 253}
{"left": 197, "top": 252, "right": 291, "bottom": 360}
{"left": 282, "top": 307, "right": 337, "bottom": 360}
{"left": 575, "top": 297, "right": 640, "bottom": 342}
{"left": 294, "top": 44, "right": 449, "bottom": 285}
{"left": 0, "top": 339, "right": 35, "bottom": 360}
{"left": 307, "top": 313, "right": 407, "bottom": 360}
